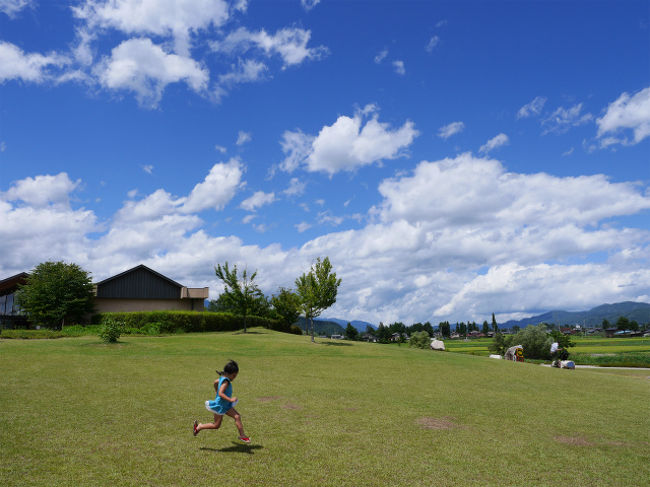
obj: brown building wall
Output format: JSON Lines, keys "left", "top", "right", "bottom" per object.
{"left": 94, "top": 298, "right": 205, "bottom": 313}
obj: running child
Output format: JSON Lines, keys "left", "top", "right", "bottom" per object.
{"left": 193, "top": 359, "right": 250, "bottom": 443}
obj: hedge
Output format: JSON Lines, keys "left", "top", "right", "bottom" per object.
{"left": 92, "top": 310, "right": 289, "bottom": 334}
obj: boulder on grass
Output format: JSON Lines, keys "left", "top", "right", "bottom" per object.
{"left": 430, "top": 339, "right": 445, "bottom": 351}
{"left": 489, "top": 354, "right": 502, "bottom": 359}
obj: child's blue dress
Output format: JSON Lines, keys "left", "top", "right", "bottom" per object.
{"left": 205, "top": 376, "right": 232, "bottom": 415}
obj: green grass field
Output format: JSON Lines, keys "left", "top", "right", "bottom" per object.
{"left": 1, "top": 329, "right": 649, "bottom": 486}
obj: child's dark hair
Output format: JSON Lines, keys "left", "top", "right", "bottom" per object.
{"left": 217, "top": 360, "right": 239, "bottom": 376}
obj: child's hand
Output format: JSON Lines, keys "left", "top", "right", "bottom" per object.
{"left": 231, "top": 396, "right": 238, "bottom": 403}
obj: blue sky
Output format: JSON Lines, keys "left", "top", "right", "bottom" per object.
{"left": 1, "top": 0, "right": 649, "bottom": 324}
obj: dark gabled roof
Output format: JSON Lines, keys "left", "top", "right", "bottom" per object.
{"left": 95, "top": 265, "right": 182, "bottom": 288}
{"left": 0, "top": 272, "right": 29, "bottom": 294}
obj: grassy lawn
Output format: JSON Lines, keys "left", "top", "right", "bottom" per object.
{"left": 1, "top": 329, "right": 649, "bottom": 486}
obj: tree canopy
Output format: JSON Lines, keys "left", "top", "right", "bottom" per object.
{"left": 16, "top": 261, "right": 94, "bottom": 329}
{"left": 214, "top": 262, "right": 263, "bottom": 333}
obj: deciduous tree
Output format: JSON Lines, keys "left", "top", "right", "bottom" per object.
{"left": 16, "top": 261, "right": 94, "bottom": 329}
{"left": 214, "top": 262, "right": 263, "bottom": 333}
{"left": 295, "top": 257, "right": 341, "bottom": 343}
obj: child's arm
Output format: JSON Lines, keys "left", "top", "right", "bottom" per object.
{"left": 218, "top": 380, "right": 237, "bottom": 403}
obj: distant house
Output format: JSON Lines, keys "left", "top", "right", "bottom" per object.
{"left": 330, "top": 334, "right": 344, "bottom": 339}
{"left": 0, "top": 272, "right": 29, "bottom": 328}
{"left": 93, "top": 265, "right": 208, "bottom": 313}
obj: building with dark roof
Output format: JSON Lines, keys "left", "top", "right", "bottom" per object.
{"left": 0, "top": 272, "right": 29, "bottom": 328}
{"left": 93, "top": 265, "right": 208, "bottom": 313}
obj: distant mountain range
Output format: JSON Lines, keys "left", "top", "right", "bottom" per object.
{"left": 501, "top": 301, "right": 650, "bottom": 329}
{"left": 296, "top": 317, "right": 377, "bottom": 335}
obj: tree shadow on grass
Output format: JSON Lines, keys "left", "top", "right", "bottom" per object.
{"left": 232, "top": 331, "right": 265, "bottom": 335}
{"left": 319, "top": 341, "right": 353, "bottom": 347}
{"left": 200, "top": 442, "right": 263, "bottom": 454}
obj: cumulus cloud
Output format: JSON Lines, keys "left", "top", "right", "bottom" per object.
{"left": 94, "top": 38, "right": 209, "bottom": 107}
{"left": 596, "top": 86, "right": 650, "bottom": 147}
{"left": 542, "top": 103, "right": 593, "bottom": 135}
{"left": 438, "top": 121, "right": 465, "bottom": 139}
{"left": 0, "top": 0, "right": 33, "bottom": 17}
{"left": 284, "top": 177, "right": 306, "bottom": 196}
{"left": 479, "top": 133, "right": 508, "bottom": 153}
{"left": 73, "top": 0, "right": 232, "bottom": 55}
{"left": 2, "top": 173, "right": 80, "bottom": 208}
{"left": 240, "top": 191, "right": 275, "bottom": 211}
{"left": 392, "top": 60, "right": 405, "bottom": 75}
{"left": 218, "top": 59, "right": 267, "bottom": 86}
{"left": 2, "top": 156, "right": 649, "bottom": 325}
{"left": 280, "top": 106, "right": 418, "bottom": 175}
{"left": 0, "top": 42, "right": 69, "bottom": 83}
{"left": 212, "top": 26, "right": 328, "bottom": 67}
{"left": 517, "top": 96, "right": 546, "bottom": 119}
{"left": 181, "top": 159, "right": 243, "bottom": 213}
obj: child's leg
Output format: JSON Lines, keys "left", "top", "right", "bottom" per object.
{"left": 196, "top": 414, "right": 223, "bottom": 433}
{"left": 226, "top": 408, "right": 246, "bottom": 437}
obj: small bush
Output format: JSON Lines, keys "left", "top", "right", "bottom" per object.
{"left": 409, "top": 331, "right": 431, "bottom": 349}
{"left": 289, "top": 324, "right": 303, "bottom": 335}
{"left": 99, "top": 318, "right": 125, "bottom": 343}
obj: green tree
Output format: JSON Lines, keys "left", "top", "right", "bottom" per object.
{"left": 214, "top": 262, "right": 263, "bottom": 333}
{"left": 616, "top": 316, "right": 630, "bottom": 331}
{"left": 629, "top": 320, "right": 639, "bottom": 332}
{"left": 409, "top": 330, "right": 430, "bottom": 349}
{"left": 345, "top": 323, "right": 359, "bottom": 340}
{"left": 489, "top": 332, "right": 513, "bottom": 356}
{"left": 491, "top": 313, "right": 498, "bottom": 333}
{"left": 16, "top": 261, "right": 94, "bottom": 329}
{"left": 482, "top": 320, "right": 490, "bottom": 335}
{"left": 271, "top": 288, "right": 302, "bottom": 328}
{"left": 510, "top": 324, "right": 556, "bottom": 360}
{"left": 295, "top": 257, "right": 342, "bottom": 343}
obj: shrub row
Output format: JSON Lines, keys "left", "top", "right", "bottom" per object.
{"left": 0, "top": 328, "right": 66, "bottom": 339}
{"left": 92, "top": 310, "right": 289, "bottom": 334}
{"left": 570, "top": 352, "right": 650, "bottom": 368}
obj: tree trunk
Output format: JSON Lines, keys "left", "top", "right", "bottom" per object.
{"left": 310, "top": 317, "right": 315, "bottom": 342}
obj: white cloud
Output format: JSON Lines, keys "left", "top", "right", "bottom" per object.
{"left": 542, "top": 103, "right": 593, "bottom": 135}
{"left": 284, "top": 177, "right": 306, "bottom": 196}
{"left": 479, "top": 133, "right": 509, "bottom": 153}
{"left": 181, "top": 159, "right": 243, "bottom": 213}
{"left": 213, "top": 26, "right": 328, "bottom": 67}
{"left": 215, "top": 144, "right": 227, "bottom": 154}
{"left": 596, "top": 86, "right": 650, "bottom": 147}
{"left": 374, "top": 49, "right": 388, "bottom": 64}
{"left": 242, "top": 214, "right": 256, "bottom": 224}
{"left": 2, "top": 173, "right": 80, "bottom": 208}
{"left": 392, "top": 60, "right": 405, "bottom": 75}
{"left": 0, "top": 141, "right": 6, "bottom": 152}
{"left": 218, "top": 59, "right": 267, "bottom": 86}
{"left": 435, "top": 20, "right": 447, "bottom": 28}
{"left": 236, "top": 131, "right": 252, "bottom": 146}
{"left": 240, "top": 191, "right": 275, "bottom": 211}
{"left": 301, "top": 0, "right": 320, "bottom": 11}
{"left": 517, "top": 96, "right": 546, "bottom": 119}
{"left": 562, "top": 147, "right": 574, "bottom": 157}
{"left": 0, "top": 0, "right": 33, "bottom": 17}
{"left": 94, "top": 38, "right": 209, "bottom": 107}
{"left": 0, "top": 42, "right": 69, "bottom": 83}
{"left": 142, "top": 164, "right": 154, "bottom": 174}
{"left": 2, "top": 155, "right": 650, "bottom": 325}
{"left": 295, "top": 222, "right": 312, "bottom": 233}
{"left": 438, "top": 121, "right": 465, "bottom": 139}
{"left": 73, "top": 0, "right": 232, "bottom": 55}
{"left": 280, "top": 106, "right": 419, "bottom": 175}
{"left": 425, "top": 36, "right": 439, "bottom": 52}
{"left": 278, "top": 130, "right": 315, "bottom": 172}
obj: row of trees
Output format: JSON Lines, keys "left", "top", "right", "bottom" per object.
{"left": 211, "top": 257, "right": 341, "bottom": 342}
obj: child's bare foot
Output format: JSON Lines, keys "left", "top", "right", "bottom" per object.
{"left": 193, "top": 420, "right": 199, "bottom": 436}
